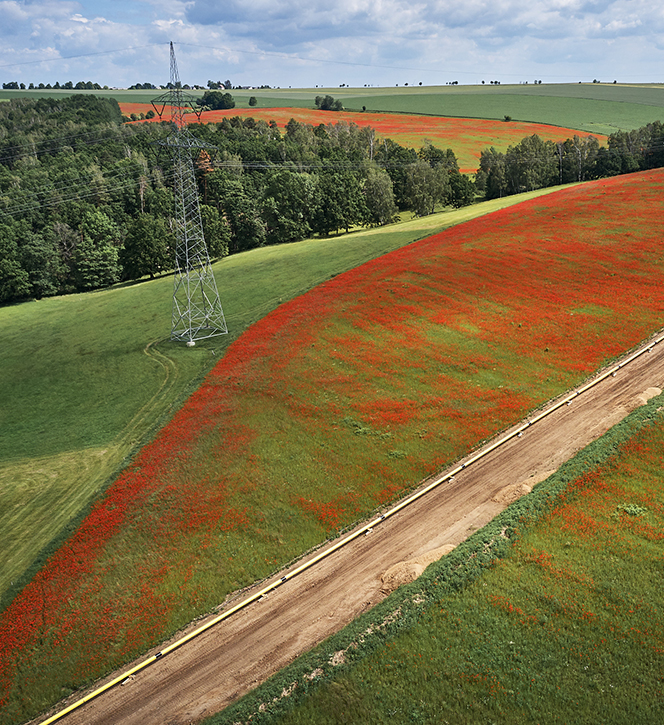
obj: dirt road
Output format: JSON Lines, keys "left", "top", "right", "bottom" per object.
{"left": 41, "top": 335, "right": 664, "bottom": 725}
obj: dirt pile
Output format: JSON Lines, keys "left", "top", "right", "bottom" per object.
{"left": 380, "top": 544, "right": 457, "bottom": 594}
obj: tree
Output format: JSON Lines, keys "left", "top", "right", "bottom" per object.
{"left": 200, "top": 204, "right": 231, "bottom": 258}
{"left": 314, "top": 95, "right": 343, "bottom": 111}
{"left": 362, "top": 167, "right": 398, "bottom": 226}
{"left": 405, "top": 160, "right": 450, "bottom": 216}
{"left": 504, "top": 135, "right": 557, "bottom": 194}
{"left": 199, "top": 91, "right": 235, "bottom": 110}
{"left": 261, "top": 170, "right": 316, "bottom": 245}
{"left": 72, "top": 239, "right": 121, "bottom": 290}
{"left": 119, "top": 214, "right": 172, "bottom": 280}
{"left": 374, "top": 139, "right": 418, "bottom": 209}
{"left": 0, "top": 224, "right": 30, "bottom": 302}
{"left": 448, "top": 171, "right": 475, "bottom": 208}
{"left": 418, "top": 141, "right": 459, "bottom": 171}
{"left": 476, "top": 147, "right": 508, "bottom": 199}
{"left": 72, "top": 210, "right": 122, "bottom": 290}
{"left": 248, "top": 96, "right": 257, "bottom": 107}
{"left": 559, "top": 135, "right": 600, "bottom": 183}
{"left": 312, "top": 168, "right": 366, "bottom": 234}
{"left": 207, "top": 173, "right": 265, "bottom": 253}
{"left": 20, "top": 229, "right": 65, "bottom": 298}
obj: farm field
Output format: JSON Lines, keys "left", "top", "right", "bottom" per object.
{"left": 240, "top": 402, "right": 664, "bottom": 725}
{"left": 3, "top": 168, "right": 664, "bottom": 724}
{"left": 2, "top": 82, "right": 664, "bottom": 133}
{"left": 0, "top": 190, "right": 562, "bottom": 608}
{"left": 228, "top": 83, "right": 664, "bottom": 134}
{"left": 120, "top": 103, "right": 605, "bottom": 172}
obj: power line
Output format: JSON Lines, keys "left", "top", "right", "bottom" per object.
{"left": 0, "top": 169, "right": 175, "bottom": 218}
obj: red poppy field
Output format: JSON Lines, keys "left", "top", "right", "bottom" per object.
{"left": 120, "top": 103, "right": 604, "bottom": 172}
{"left": 2, "top": 169, "right": 664, "bottom": 723}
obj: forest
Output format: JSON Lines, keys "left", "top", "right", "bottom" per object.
{"left": 1, "top": 94, "right": 663, "bottom": 305}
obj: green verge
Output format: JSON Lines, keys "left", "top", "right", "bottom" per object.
{"left": 0, "top": 187, "right": 566, "bottom": 610}
{"left": 205, "top": 391, "right": 664, "bottom": 725}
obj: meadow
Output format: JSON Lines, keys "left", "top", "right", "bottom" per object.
{"left": 3, "top": 169, "right": 664, "bottom": 724}
{"left": 0, "top": 191, "right": 559, "bottom": 607}
{"left": 120, "top": 104, "right": 605, "bottom": 172}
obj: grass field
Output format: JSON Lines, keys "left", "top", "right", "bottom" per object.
{"left": 2, "top": 83, "right": 664, "bottom": 133}
{"left": 233, "top": 83, "right": 664, "bottom": 134}
{"left": 121, "top": 104, "right": 606, "bottom": 172}
{"left": 3, "top": 170, "right": 664, "bottom": 724}
{"left": 0, "top": 191, "right": 561, "bottom": 608}
{"left": 229, "top": 400, "right": 664, "bottom": 725}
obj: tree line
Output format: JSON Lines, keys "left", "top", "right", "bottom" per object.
{"left": 2, "top": 94, "right": 663, "bottom": 306}
{"left": 476, "top": 123, "right": 664, "bottom": 199}
{"left": 0, "top": 95, "right": 473, "bottom": 304}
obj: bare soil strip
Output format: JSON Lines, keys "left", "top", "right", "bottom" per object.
{"left": 36, "top": 338, "right": 664, "bottom": 725}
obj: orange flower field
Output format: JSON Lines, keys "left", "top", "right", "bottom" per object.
{"left": 119, "top": 103, "right": 605, "bottom": 172}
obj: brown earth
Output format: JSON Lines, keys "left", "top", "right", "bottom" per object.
{"left": 36, "top": 340, "right": 664, "bottom": 725}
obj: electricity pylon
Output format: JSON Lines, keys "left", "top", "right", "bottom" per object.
{"left": 153, "top": 42, "right": 227, "bottom": 346}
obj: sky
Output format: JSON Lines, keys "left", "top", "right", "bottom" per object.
{"left": 0, "top": 0, "right": 663, "bottom": 89}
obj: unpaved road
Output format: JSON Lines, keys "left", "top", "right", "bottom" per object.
{"left": 39, "top": 335, "right": 664, "bottom": 725}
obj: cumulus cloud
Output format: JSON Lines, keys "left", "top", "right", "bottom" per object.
{"left": 0, "top": 0, "right": 661, "bottom": 87}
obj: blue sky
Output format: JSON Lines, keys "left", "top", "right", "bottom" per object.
{"left": 0, "top": 0, "right": 662, "bottom": 88}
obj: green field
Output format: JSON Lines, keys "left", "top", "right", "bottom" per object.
{"left": 0, "top": 190, "right": 561, "bottom": 607}
{"left": 2, "top": 83, "right": 664, "bottom": 133}
{"left": 239, "top": 84, "right": 664, "bottom": 134}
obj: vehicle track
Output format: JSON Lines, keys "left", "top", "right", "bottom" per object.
{"left": 37, "top": 334, "right": 664, "bottom": 725}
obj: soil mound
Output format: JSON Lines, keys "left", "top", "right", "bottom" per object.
{"left": 634, "top": 386, "right": 661, "bottom": 407}
{"left": 380, "top": 544, "right": 457, "bottom": 594}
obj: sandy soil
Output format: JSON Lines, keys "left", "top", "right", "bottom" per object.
{"left": 37, "top": 340, "right": 664, "bottom": 725}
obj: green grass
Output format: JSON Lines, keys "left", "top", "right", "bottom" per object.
{"left": 2, "top": 83, "right": 664, "bottom": 132}
{"left": 0, "top": 188, "right": 562, "bottom": 604}
{"left": 211, "top": 396, "right": 664, "bottom": 725}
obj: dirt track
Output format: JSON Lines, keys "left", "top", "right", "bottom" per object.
{"left": 40, "top": 335, "right": 664, "bottom": 725}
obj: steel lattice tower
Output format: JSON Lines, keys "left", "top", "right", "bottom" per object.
{"left": 153, "top": 42, "right": 227, "bottom": 346}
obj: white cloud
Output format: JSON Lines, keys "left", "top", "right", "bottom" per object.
{"left": 0, "top": 0, "right": 661, "bottom": 87}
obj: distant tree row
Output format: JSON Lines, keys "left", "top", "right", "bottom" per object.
{"left": 3, "top": 81, "right": 105, "bottom": 90}
{"left": 476, "top": 122, "right": 664, "bottom": 199}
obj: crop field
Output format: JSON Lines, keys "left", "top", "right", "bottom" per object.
{"left": 231, "top": 83, "right": 664, "bottom": 134}
{"left": 243, "top": 405, "right": 664, "bottom": 725}
{"left": 120, "top": 103, "right": 605, "bottom": 172}
{"left": 3, "top": 82, "right": 664, "bottom": 133}
{"left": 2, "top": 169, "right": 664, "bottom": 724}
